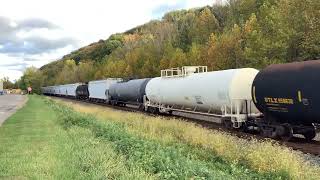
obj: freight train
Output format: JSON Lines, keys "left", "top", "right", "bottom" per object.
{"left": 42, "top": 60, "right": 320, "bottom": 141}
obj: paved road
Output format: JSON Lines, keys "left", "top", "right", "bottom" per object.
{"left": 0, "top": 94, "right": 27, "bottom": 126}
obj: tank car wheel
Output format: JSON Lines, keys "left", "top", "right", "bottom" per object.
{"left": 151, "top": 107, "right": 160, "bottom": 114}
{"left": 303, "top": 130, "right": 316, "bottom": 141}
{"left": 144, "top": 106, "right": 149, "bottom": 112}
{"left": 279, "top": 124, "right": 293, "bottom": 141}
{"left": 138, "top": 104, "right": 145, "bottom": 111}
{"left": 259, "top": 128, "right": 268, "bottom": 138}
{"left": 222, "top": 117, "right": 232, "bottom": 129}
{"left": 259, "top": 126, "right": 278, "bottom": 139}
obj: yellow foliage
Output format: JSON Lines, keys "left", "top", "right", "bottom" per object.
{"left": 123, "top": 34, "right": 140, "bottom": 43}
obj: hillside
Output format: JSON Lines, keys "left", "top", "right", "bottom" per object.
{"left": 19, "top": 0, "right": 320, "bottom": 93}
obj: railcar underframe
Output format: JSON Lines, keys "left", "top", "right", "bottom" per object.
{"left": 144, "top": 96, "right": 318, "bottom": 141}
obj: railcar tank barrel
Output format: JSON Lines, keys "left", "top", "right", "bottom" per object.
{"left": 252, "top": 60, "right": 320, "bottom": 125}
{"left": 109, "top": 78, "right": 151, "bottom": 104}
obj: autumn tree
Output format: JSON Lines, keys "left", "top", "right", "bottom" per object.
{"left": 191, "top": 7, "right": 220, "bottom": 44}
{"left": 0, "top": 77, "right": 15, "bottom": 89}
{"left": 19, "top": 67, "right": 44, "bottom": 94}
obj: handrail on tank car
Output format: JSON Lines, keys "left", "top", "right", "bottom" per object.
{"left": 222, "top": 99, "right": 261, "bottom": 123}
{"left": 161, "top": 66, "right": 207, "bottom": 78}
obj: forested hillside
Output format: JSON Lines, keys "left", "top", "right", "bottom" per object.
{"left": 19, "top": 0, "right": 320, "bottom": 93}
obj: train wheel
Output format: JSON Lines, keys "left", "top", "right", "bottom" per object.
{"left": 303, "top": 129, "right": 316, "bottom": 141}
{"left": 151, "top": 107, "right": 159, "bottom": 114}
{"left": 279, "top": 124, "right": 293, "bottom": 141}
{"left": 222, "top": 117, "right": 232, "bottom": 129}
{"left": 260, "top": 126, "right": 278, "bottom": 139}
{"left": 138, "top": 104, "right": 145, "bottom": 111}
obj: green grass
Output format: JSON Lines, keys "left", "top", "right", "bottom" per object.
{"left": 0, "top": 95, "right": 151, "bottom": 179}
{"left": 0, "top": 95, "right": 318, "bottom": 179}
{"left": 56, "top": 97, "right": 320, "bottom": 180}
{"left": 48, "top": 97, "right": 289, "bottom": 179}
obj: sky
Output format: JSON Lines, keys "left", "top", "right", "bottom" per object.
{"left": 0, "top": 0, "right": 214, "bottom": 81}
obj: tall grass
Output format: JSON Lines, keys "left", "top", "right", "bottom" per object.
{"left": 48, "top": 98, "right": 284, "bottom": 179}
{"left": 53, "top": 126, "right": 153, "bottom": 179}
{"left": 54, "top": 98, "right": 320, "bottom": 180}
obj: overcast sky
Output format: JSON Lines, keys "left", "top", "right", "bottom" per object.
{"left": 0, "top": 0, "right": 214, "bottom": 81}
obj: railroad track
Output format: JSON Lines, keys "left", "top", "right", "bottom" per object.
{"left": 50, "top": 96, "right": 320, "bottom": 157}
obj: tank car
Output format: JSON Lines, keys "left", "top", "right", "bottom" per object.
{"left": 145, "top": 66, "right": 260, "bottom": 128}
{"left": 54, "top": 85, "right": 61, "bottom": 96}
{"left": 42, "top": 86, "right": 53, "bottom": 95}
{"left": 76, "top": 84, "right": 89, "bottom": 100}
{"left": 88, "top": 79, "right": 122, "bottom": 102}
{"left": 59, "top": 83, "right": 82, "bottom": 97}
{"left": 252, "top": 60, "right": 320, "bottom": 140}
{"left": 54, "top": 86, "right": 60, "bottom": 96}
{"left": 108, "top": 78, "right": 151, "bottom": 107}
{"left": 41, "top": 87, "right": 48, "bottom": 95}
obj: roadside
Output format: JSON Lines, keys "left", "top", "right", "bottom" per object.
{"left": 0, "top": 94, "right": 28, "bottom": 126}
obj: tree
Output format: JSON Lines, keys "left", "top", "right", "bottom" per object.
{"left": 19, "top": 67, "right": 44, "bottom": 94}
{"left": 55, "top": 60, "right": 77, "bottom": 84}
{"left": 191, "top": 7, "right": 220, "bottom": 44}
{"left": 205, "top": 24, "right": 244, "bottom": 70}
{"left": 187, "top": 43, "right": 204, "bottom": 66}
{"left": 0, "top": 77, "right": 15, "bottom": 89}
{"left": 105, "top": 34, "right": 124, "bottom": 55}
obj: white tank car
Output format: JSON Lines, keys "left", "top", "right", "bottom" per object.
{"left": 88, "top": 79, "right": 122, "bottom": 101}
{"left": 145, "top": 66, "right": 261, "bottom": 127}
{"left": 59, "top": 83, "right": 81, "bottom": 97}
{"left": 53, "top": 86, "right": 59, "bottom": 95}
{"left": 55, "top": 85, "right": 62, "bottom": 95}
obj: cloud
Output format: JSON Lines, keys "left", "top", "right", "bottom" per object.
{"left": 0, "top": 37, "right": 77, "bottom": 55}
{"left": 0, "top": 61, "right": 28, "bottom": 71}
{"left": 0, "top": 16, "right": 78, "bottom": 56}
{"left": 1, "top": 62, "right": 27, "bottom": 67}
{"left": 17, "top": 18, "right": 59, "bottom": 30}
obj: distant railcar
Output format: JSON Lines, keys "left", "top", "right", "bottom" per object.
{"left": 108, "top": 78, "right": 151, "bottom": 106}
{"left": 76, "top": 84, "right": 89, "bottom": 100}
{"left": 88, "top": 79, "right": 122, "bottom": 102}
{"left": 59, "top": 83, "right": 82, "bottom": 97}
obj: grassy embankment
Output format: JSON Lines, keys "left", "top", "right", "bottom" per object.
{"left": 54, "top": 98, "right": 320, "bottom": 180}
{"left": 0, "top": 95, "right": 151, "bottom": 179}
{"left": 0, "top": 95, "right": 319, "bottom": 179}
